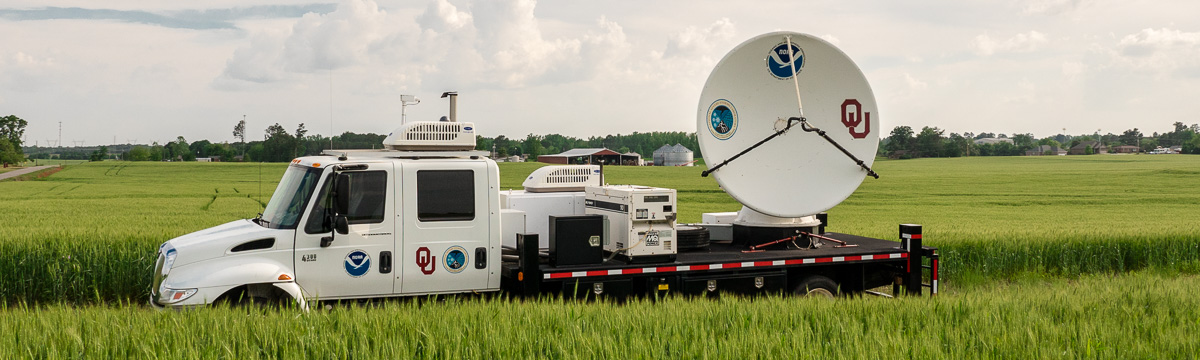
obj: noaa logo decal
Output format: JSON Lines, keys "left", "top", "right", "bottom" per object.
{"left": 443, "top": 246, "right": 468, "bottom": 273}
{"left": 344, "top": 249, "right": 371, "bottom": 277}
{"left": 767, "top": 42, "right": 804, "bottom": 79}
{"left": 707, "top": 99, "right": 738, "bottom": 140}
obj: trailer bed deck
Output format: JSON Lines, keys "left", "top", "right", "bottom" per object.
{"left": 536, "top": 233, "right": 930, "bottom": 280}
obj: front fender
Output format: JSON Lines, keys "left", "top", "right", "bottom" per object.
{"left": 164, "top": 252, "right": 295, "bottom": 292}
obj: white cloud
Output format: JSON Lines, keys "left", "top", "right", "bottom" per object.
{"left": 903, "top": 73, "right": 927, "bottom": 91}
{"left": 216, "top": 0, "right": 636, "bottom": 91}
{"left": 971, "top": 31, "right": 1049, "bottom": 56}
{"left": 660, "top": 18, "right": 735, "bottom": 58}
{"left": 1095, "top": 28, "right": 1200, "bottom": 78}
{"left": 1022, "top": 0, "right": 1086, "bottom": 15}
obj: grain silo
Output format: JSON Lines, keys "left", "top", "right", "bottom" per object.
{"left": 652, "top": 143, "right": 694, "bottom": 166}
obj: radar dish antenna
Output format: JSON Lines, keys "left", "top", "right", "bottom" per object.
{"left": 697, "top": 32, "right": 880, "bottom": 218}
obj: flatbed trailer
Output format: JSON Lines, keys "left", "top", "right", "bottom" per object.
{"left": 504, "top": 229, "right": 938, "bottom": 299}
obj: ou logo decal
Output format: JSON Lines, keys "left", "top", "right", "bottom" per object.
{"left": 416, "top": 247, "right": 436, "bottom": 275}
{"left": 841, "top": 99, "right": 871, "bottom": 139}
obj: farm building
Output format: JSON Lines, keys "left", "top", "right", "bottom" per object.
{"left": 1111, "top": 145, "right": 1139, "bottom": 154}
{"left": 1025, "top": 145, "right": 1067, "bottom": 156}
{"left": 973, "top": 138, "right": 1014, "bottom": 145}
{"left": 1068, "top": 141, "right": 1108, "bottom": 155}
{"left": 537, "top": 148, "right": 640, "bottom": 165}
{"left": 652, "top": 144, "right": 694, "bottom": 166}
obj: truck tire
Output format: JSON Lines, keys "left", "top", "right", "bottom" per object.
{"left": 793, "top": 275, "right": 838, "bottom": 298}
{"left": 217, "top": 284, "right": 288, "bottom": 308}
{"left": 676, "top": 225, "right": 710, "bottom": 251}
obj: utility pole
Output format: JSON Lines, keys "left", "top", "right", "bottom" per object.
{"left": 58, "top": 122, "right": 62, "bottom": 149}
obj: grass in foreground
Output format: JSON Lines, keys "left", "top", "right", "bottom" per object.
{"left": 1, "top": 271, "right": 1197, "bottom": 359}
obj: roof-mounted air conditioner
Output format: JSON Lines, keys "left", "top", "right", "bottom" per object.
{"left": 382, "top": 121, "right": 476, "bottom": 151}
{"left": 522, "top": 165, "right": 601, "bottom": 193}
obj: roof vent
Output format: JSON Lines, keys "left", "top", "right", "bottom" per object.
{"left": 523, "top": 165, "right": 601, "bottom": 193}
{"left": 382, "top": 121, "right": 476, "bottom": 151}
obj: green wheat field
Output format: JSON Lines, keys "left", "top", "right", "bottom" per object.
{"left": 1, "top": 155, "right": 1199, "bottom": 358}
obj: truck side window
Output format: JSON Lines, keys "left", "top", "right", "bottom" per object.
{"left": 305, "top": 171, "right": 387, "bottom": 233}
{"left": 417, "top": 170, "right": 475, "bottom": 221}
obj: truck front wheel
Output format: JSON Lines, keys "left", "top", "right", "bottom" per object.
{"left": 793, "top": 275, "right": 838, "bottom": 299}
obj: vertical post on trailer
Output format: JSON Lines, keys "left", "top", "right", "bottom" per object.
{"left": 518, "top": 233, "right": 542, "bottom": 296}
{"left": 900, "top": 224, "right": 922, "bottom": 296}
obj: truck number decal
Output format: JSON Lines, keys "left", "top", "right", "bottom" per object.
{"left": 416, "top": 247, "right": 436, "bottom": 275}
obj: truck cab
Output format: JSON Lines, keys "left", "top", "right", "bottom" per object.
{"left": 152, "top": 121, "right": 501, "bottom": 308}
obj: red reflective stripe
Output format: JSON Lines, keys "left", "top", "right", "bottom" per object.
{"left": 543, "top": 252, "right": 906, "bottom": 279}
{"left": 911, "top": 234, "right": 922, "bottom": 239}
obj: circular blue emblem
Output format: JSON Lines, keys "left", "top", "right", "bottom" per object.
{"left": 344, "top": 249, "right": 371, "bottom": 277}
{"left": 707, "top": 99, "right": 738, "bottom": 140}
{"left": 443, "top": 246, "right": 468, "bottom": 273}
{"left": 767, "top": 43, "right": 804, "bottom": 79}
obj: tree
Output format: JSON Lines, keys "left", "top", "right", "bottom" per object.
{"left": 915, "top": 127, "right": 945, "bottom": 157}
{"left": 886, "top": 126, "right": 914, "bottom": 154}
{"left": 263, "top": 123, "right": 298, "bottom": 162}
{"left": 1011, "top": 133, "right": 1035, "bottom": 151}
{"left": 1118, "top": 128, "right": 1142, "bottom": 146}
{"left": 294, "top": 124, "right": 308, "bottom": 156}
{"left": 0, "top": 138, "right": 23, "bottom": 166}
{"left": 1, "top": 115, "right": 27, "bottom": 148}
{"left": 166, "top": 136, "right": 194, "bottom": 161}
{"left": 233, "top": 119, "right": 247, "bottom": 159}
{"left": 1, "top": 115, "right": 28, "bottom": 163}
{"left": 89, "top": 146, "right": 108, "bottom": 162}
{"left": 523, "top": 134, "right": 544, "bottom": 161}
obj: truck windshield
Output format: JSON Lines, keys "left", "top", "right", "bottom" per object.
{"left": 258, "top": 165, "right": 324, "bottom": 229}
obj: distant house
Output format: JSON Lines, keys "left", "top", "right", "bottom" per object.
{"left": 1111, "top": 145, "right": 1139, "bottom": 154}
{"left": 1068, "top": 141, "right": 1108, "bottom": 155}
{"left": 1170, "top": 146, "right": 1183, "bottom": 154}
{"left": 973, "top": 138, "right": 1014, "bottom": 145}
{"left": 1025, "top": 145, "right": 1066, "bottom": 156}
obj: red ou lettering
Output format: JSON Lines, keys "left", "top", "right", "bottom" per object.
{"left": 416, "top": 247, "right": 436, "bottom": 275}
{"left": 841, "top": 99, "right": 871, "bottom": 139}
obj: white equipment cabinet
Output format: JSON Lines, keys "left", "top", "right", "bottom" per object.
{"left": 585, "top": 185, "right": 678, "bottom": 263}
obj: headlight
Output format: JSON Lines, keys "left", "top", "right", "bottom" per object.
{"left": 162, "top": 248, "right": 178, "bottom": 276}
{"left": 159, "top": 287, "right": 197, "bottom": 304}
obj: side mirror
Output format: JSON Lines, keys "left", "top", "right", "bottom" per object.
{"left": 334, "top": 173, "right": 351, "bottom": 215}
{"left": 334, "top": 215, "right": 349, "bottom": 235}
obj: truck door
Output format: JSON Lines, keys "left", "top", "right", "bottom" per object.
{"left": 294, "top": 163, "right": 397, "bottom": 299}
{"left": 400, "top": 160, "right": 494, "bottom": 294}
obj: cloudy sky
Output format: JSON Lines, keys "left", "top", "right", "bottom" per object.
{"left": 1, "top": 0, "right": 1196, "bottom": 146}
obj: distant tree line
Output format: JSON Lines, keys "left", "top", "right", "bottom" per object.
{"left": 475, "top": 132, "right": 700, "bottom": 160}
{"left": 882, "top": 121, "right": 1200, "bottom": 159}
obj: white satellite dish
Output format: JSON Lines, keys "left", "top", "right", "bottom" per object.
{"left": 697, "top": 32, "right": 879, "bottom": 218}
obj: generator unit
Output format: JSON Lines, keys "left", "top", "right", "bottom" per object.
{"left": 585, "top": 185, "right": 677, "bottom": 263}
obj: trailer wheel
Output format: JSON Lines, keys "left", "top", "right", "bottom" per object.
{"left": 793, "top": 275, "right": 838, "bottom": 299}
